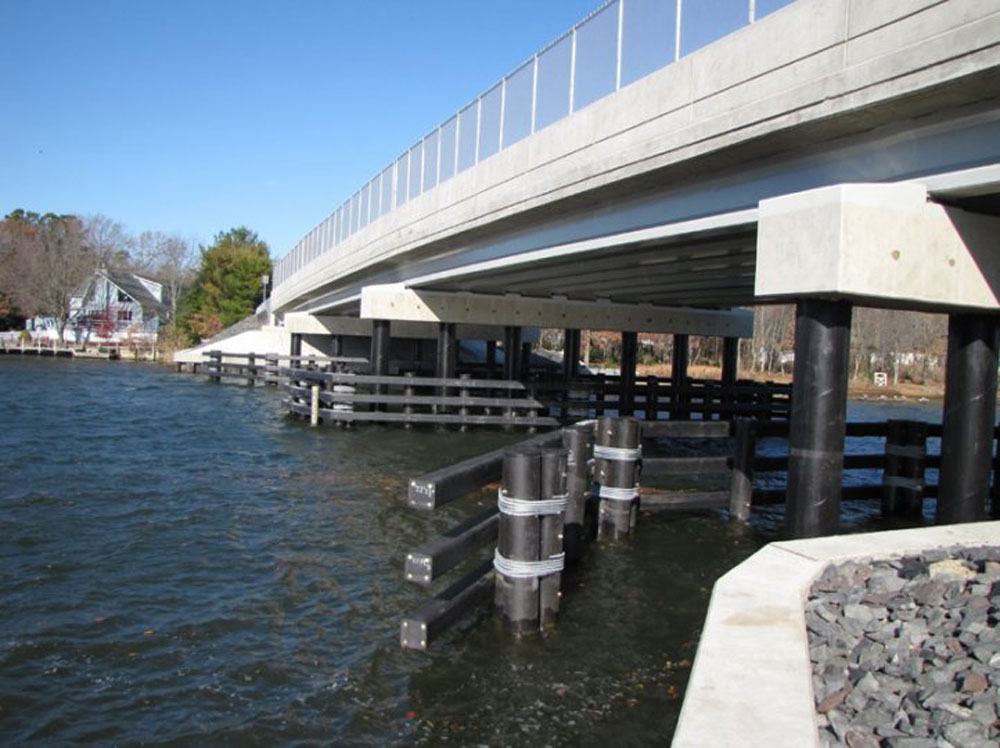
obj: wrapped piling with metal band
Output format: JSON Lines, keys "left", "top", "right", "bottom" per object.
{"left": 493, "top": 448, "right": 568, "bottom": 634}
{"left": 562, "top": 424, "right": 595, "bottom": 562}
{"left": 594, "top": 416, "right": 642, "bottom": 539}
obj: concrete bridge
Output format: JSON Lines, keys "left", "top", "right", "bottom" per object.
{"left": 191, "top": 0, "right": 1000, "bottom": 537}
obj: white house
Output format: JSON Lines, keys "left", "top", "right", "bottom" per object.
{"left": 27, "top": 269, "right": 166, "bottom": 345}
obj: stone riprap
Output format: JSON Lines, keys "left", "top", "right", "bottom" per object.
{"left": 806, "top": 547, "right": 1000, "bottom": 747}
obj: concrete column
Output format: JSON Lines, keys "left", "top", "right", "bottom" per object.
{"left": 371, "top": 320, "right": 391, "bottom": 376}
{"left": 672, "top": 333, "right": 690, "bottom": 420}
{"left": 937, "top": 313, "right": 999, "bottom": 525}
{"left": 620, "top": 331, "right": 638, "bottom": 417}
{"left": 785, "top": 299, "right": 852, "bottom": 539}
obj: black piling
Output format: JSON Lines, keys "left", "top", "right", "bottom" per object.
{"left": 728, "top": 417, "right": 757, "bottom": 524}
{"left": 539, "top": 448, "right": 567, "bottom": 629}
{"left": 494, "top": 447, "right": 567, "bottom": 635}
{"left": 595, "top": 416, "right": 642, "bottom": 540}
{"left": 436, "top": 322, "right": 457, "bottom": 419}
{"left": 503, "top": 326, "right": 521, "bottom": 380}
{"left": 882, "top": 420, "right": 927, "bottom": 518}
{"left": 671, "top": 334, "right": 690, "bottom": 420}
{"left": 619, "top": 331, "right": 637, "bottom": 417}
{"left": 372, "top": 319, "right": 391, "bottom": 409}
{"left": 562, "top": 424, "right": 595, "bottom": 562}
{"left": 785, "top": 299, "right": 852, "bottom": 539}
{"left": 937, "top": 313, "right": 999, "bottom": 524}
{"left": 495, "top": 449, "right": 541, "bottom": 635}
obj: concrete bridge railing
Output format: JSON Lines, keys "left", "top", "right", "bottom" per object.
{"left": 272, "top": 0, "right": 793, "bottom": 294}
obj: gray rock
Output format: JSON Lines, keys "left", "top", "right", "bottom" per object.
{"left": 942, "top": 720, "right": 989, "bottom": 745}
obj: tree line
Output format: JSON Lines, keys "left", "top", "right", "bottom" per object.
{"left": 540, "top": 305, "right": 948, "bottom": 386}
{"left": 0, "top": 210, "right": 271, "bottom": 348}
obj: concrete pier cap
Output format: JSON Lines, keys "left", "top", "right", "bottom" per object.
{"left": 359, "top": 283, "right": 754, "bottom": 337}
{"left": 755, "top": 183, "right": 1000, "bottom": 311}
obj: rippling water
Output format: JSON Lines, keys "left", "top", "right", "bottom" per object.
{"left": 0, "top": 358, "right": 940, "bottom": 745}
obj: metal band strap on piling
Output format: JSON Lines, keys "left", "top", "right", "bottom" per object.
{"left": 592, "top": 445, "right": 642, "bottom": 462}
{"left": 497, "top": 488, "right": 568, "bottom": 516}
{"left": 598, "top": 484, "right": 640, "bottom": 502}
{"left": 493, "top": 549, "right": 565, "bottom": 578}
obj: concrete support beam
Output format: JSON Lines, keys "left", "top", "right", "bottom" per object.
{"left": 360, "top": 285, "right": 753, "bottom": 337}
{"left": 937, "top": 313, "right": 999, "bottom": 525}
{"left": 785, "top": 299, "right": 852, "bottom": 539}
{"left": 284, "top": 311, "right": 538, "bottom": 343}
{"left": 756, "top": 183, "right": 1000, "bottom": 311}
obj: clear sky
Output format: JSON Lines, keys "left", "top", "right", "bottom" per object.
{"left": 1, "top": 1, "right": 605, "bottom": 257}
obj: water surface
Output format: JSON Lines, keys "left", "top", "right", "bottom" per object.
{"left": 0, "top": 358, "right": 940, "bottom": 745}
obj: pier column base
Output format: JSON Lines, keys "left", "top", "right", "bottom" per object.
{"left": 785, "top": 299, "right": 852, "bottom": 539}
{"left": 937, "top": 313, "right": 998, "bottom": 525}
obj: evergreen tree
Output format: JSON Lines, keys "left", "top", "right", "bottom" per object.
{"left": 178, "top": 227, "right": 271, "bottom": 342}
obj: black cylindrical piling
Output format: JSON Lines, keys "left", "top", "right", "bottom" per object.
{"left": 371, "top": 319, "right": 391, "bottom": 410}
{"left": 371, "top": 320, "right": 391, "bottom": 375}
{"left": 246, "top": 353, "right": 256, "bottom": 386}
{"left": 646, "top": 375, "right": 659, "bottom": 421}
{"left": 722, "top": 336, "right": 739, "bottom": 387}
{"left": 265, "top": 353, "right": 278, "bottom": 385}
{"left": 520, "top": 341, "right": 532, "bottom": 379}
{"left": 539, "top": 448, "right": 567, "bottom": 629}
{"left": 729, "top": 417, "right": 757, "bottom": 524}
{"left": 882, "top": 420, "right": 928, "bottom": 518}
{"left": 495, "top": 449, "right": 542, "bottom": 635}
{"left": 595, "top": 373, "right": 606, "bottom": 416}
{"left": 436, "top": 322, "right": 457, "bottom": 419}
{"left": 595, "top": 416, "right": 642, "bottom": 540}
{"left": 486, "top": 340, "right": 498, "bottom": 378}
{"left": 562, "top": 425, "right": 595, "bottom": 562}
{"left": 459, "top": 372, "right": 471, "bottom": 431}
{"left": 503, "top": 326, "right": 521, "bottom": 380}
{"left": 671, "top": 334, "right": 690, "bottom": 420}
{"left": 290, "top": 333, "right": 303, "bottom": 359}
{"left": 209, "top": 350, "right": 221, "bottom": 383}
{"left": 403, "top": 371, "right": 415, "bottom": 429}
{"left": 721, "top": 337, "right": 739, "bottom": 420}
{"left": 619, "top": 332, "right": 637, "bottom": 417}
{"left": 785, "top": 299, "right": 852, "bottom": 539}
{"left": 938, "top": 313, "right": 999, "bottom": 524}
{"left": 562, "top": 329, "right": 579, "bottom": 381}
{"left": 330, "top": 334, "right": 343, "bottom": 358}
{"left": 702, "top": 382, "right": 715, "bottom": 421}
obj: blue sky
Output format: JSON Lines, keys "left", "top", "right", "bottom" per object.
{"left": 1, "top": 1, "right": 605, "bottom": 256}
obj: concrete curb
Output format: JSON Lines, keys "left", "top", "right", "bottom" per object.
{"left": 672, "top": 521, "right": 1000, "bottom": 747}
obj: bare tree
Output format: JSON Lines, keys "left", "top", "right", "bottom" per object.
{"left": 0, "top": 211, "right": 98, "bottom": 339}
{"left": 134, "top": 231, "right": 196, "bottom": 323}
{"left": 82, "top": 214, "right": 133, "bottom": 269}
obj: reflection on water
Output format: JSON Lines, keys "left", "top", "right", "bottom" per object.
{"left": 0, "top": 358, "right": 941, "bottom": 744}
